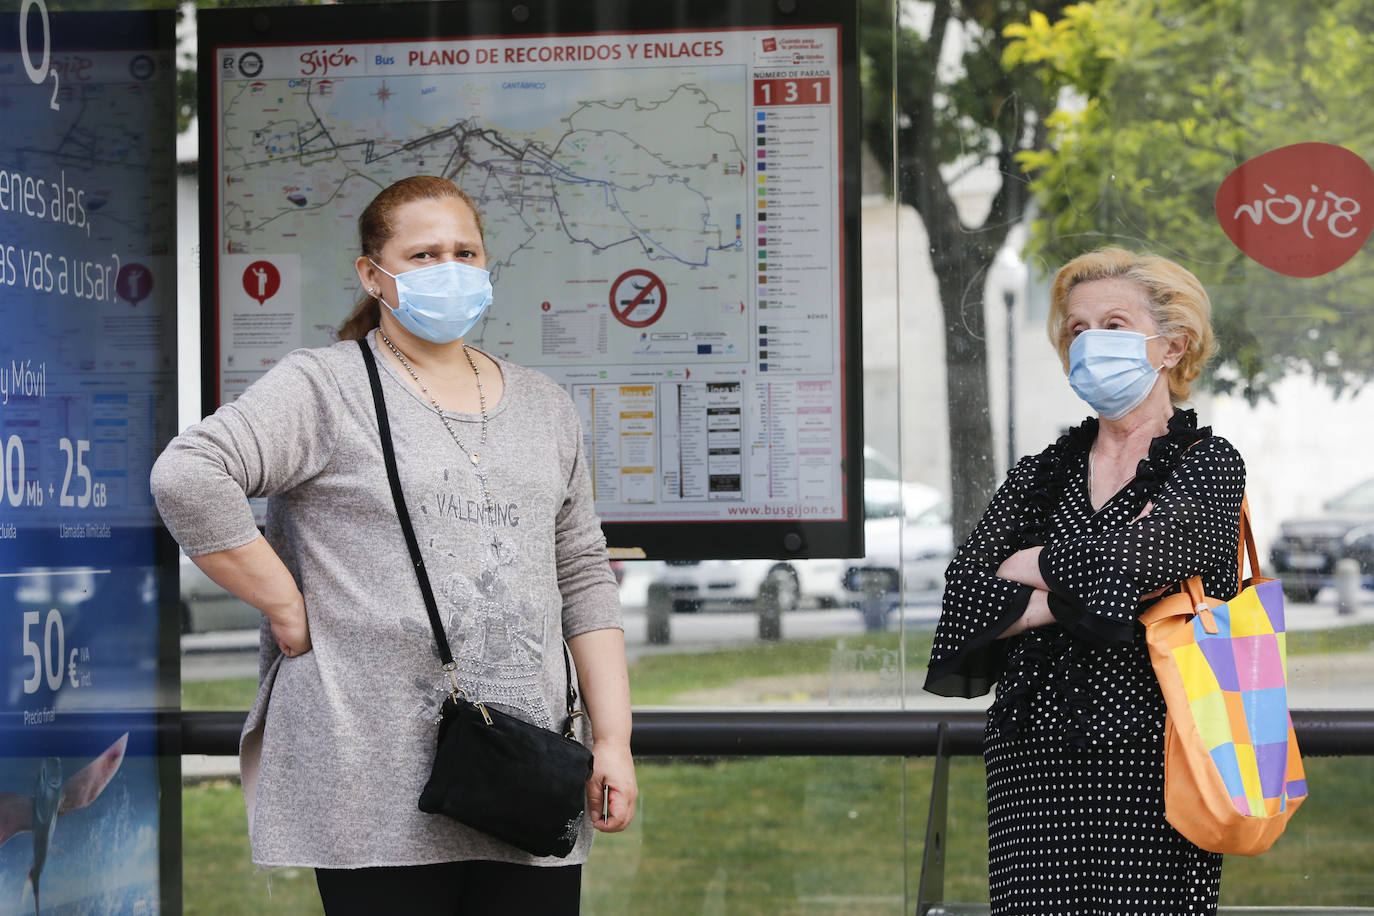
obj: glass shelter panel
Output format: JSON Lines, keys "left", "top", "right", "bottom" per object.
{"left": 1, "top": 0, "right": 1365, "bottom": 911}
{"left": 889, "top": 0, "right": 1374, "bottom": 910}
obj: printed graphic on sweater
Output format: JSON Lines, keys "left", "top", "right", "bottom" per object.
{"left": 404, "top": 515, "right": 552, "bottom": 730}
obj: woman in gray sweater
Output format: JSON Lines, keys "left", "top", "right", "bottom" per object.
{"left": 152, "top": 175, "right": 636, "bottom": 914}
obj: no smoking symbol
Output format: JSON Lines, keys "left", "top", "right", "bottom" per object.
{"left": 609, "top": 269, "right": 667, "bottom": 328}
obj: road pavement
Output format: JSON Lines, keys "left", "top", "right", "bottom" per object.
{"left": 183, "top": 594, "right": 1374, "bottom": 702}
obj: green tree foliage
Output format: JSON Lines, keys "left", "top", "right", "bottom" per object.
{"left": 1006, "top": 0, "right": 1374, "bottom": 399}
{"left": 860, "top": 0, "right": 1069, "bottom": 540}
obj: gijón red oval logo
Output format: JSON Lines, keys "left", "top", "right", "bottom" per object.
{"left": 1215, "top": 142, "right": 1374, "bottom": 278}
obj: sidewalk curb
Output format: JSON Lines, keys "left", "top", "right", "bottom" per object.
{"left": 183, "top": 754, "right": 242, "bottom": 785}
{"left": 182, "top": 630, "right": 260, "bottom": 654}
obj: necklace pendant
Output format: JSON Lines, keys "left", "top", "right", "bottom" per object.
{"left": 470, "top": 453, "right": 480, "bottom": 465}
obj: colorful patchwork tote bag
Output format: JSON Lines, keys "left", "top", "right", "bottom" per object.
{"left": 1137, "top": 497, "right": 1307, "bottom": 856}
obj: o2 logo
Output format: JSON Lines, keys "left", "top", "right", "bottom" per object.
{"left": 18, "top": 0, "right": 59, "bottom": 111}
{"left": 1215, "top": 142, "right": 1374, "bottom": 278}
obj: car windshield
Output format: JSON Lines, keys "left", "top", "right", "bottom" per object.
{"left": 1330, "top": 478, "right": 1374, "bottom": 512}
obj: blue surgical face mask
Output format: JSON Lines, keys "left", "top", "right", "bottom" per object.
{"left": 370, "top": 259, "right": 493, "bottom": 344}
{"left": 1067, "top": 329, "right": 1163, "bottom": 421}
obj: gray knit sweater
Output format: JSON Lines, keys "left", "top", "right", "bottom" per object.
{"left": 151, "top": 331, "right": 622, "bottom": 868}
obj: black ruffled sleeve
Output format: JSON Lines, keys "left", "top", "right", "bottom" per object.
{"left": 923, "top": 451, "right": 1049, "bottom": 698}
{"left": 1038, "top": 433, "right": 1246, "bottom": 645}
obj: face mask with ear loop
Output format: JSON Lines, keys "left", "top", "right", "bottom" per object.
{"left": 369, "top": 259, "right": 493, "bottom": 344}
{"left": 1067, "top": 329, "right": 1166, "bottom": 421}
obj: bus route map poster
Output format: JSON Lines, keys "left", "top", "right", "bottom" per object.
{"left": 199, "top": 0, "right": 861, "bottom": 559}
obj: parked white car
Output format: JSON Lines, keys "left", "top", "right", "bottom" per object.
{"left": 653, "top": 553, "right": 846, "bottom": 614}
{"left": 840, "top": 482, "right": 953, "bottom": 629}
{"left": 646, "top": 477, "right": 951, "bottom": 615}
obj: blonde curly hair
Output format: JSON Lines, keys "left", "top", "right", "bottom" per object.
{"left": 1047, "top": 247, "right": 1216, "bottom": 402}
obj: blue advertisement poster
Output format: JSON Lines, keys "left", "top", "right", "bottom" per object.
{"left": 0, "top": 6, "right": 177, "bottom": 913}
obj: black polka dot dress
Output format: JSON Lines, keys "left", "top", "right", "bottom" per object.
{"left": 925, "top": 410, "right": 1245, "bottom": 915}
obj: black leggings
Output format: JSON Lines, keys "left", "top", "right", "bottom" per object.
{"left": 315, "top": 860, "right": 582, "bottom": 915}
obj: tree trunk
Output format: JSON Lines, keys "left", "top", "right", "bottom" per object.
{"left": 929, "top": 241, "right": 998, "bottom": 545}
{"left": 863, "top": 0, "right": 1049, "bottom": 544}
{"left": 898, "top": 157, "right": 1003, "bottom": 545}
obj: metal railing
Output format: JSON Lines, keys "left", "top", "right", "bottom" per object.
{"left": 18, "top": 709, "right": 1364, "bottom": 760}
{"left": 177, "top": 707, "right": 1374, "bottom": 757}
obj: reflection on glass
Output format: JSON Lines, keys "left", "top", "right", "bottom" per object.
{"left": 1, "top": 6, "right": 179, "bottom": 912}
{"left": 163, "top": 0, "right": 1374, "bottom": 911}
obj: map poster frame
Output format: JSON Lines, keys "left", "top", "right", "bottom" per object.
{"left": 198, "top": 0, "right": 863, "bottom": 560}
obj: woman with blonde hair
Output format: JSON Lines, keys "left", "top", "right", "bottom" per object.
{"left": 926, "top": 247, "right": 1240, "bottom": 913}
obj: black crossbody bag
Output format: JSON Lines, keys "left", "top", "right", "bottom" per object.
{"left": 358, "top": 338, "right": 594, "bottom": 858}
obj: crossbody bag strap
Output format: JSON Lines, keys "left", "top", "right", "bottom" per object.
{"left": 357, "top": 338, "right": 581, "bottom": 729}
{"left": 358, "top": 337, "right": 454, "bottom": 667}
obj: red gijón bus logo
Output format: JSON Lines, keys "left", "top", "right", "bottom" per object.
{"left": 1215, "top": 142, "right": 1374, "bottom": 278}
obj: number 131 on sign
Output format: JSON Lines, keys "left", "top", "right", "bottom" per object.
{"left": 753, "top": 77, "right": 830, "bottom": 106}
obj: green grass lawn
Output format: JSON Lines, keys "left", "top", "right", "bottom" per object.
{"left": 181, "top": 756, "right": 975, "bottom": 915}
{"left": 182, "top": 780, "right": 323, "bottom": 916}
{"left": 184, "top": 755, "right": 1373, "bottom": 912}
{"left": 1288, "top": 621, "right": 1374, "bottom": 655}
{"left": 181, "top": 631, "right": 931, "bottom": 711}
{"left": 182, "top": 626, "right": 1374, "bottom": 911}
{"left": 183, "top": 676, "right": 260, "bottom": 710}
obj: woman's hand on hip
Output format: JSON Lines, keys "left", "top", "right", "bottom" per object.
{"left": 587, "top": 740, "right": 637, "bottom": 833}
{"left": 189, "top": 536, "right": 311, "bottom": 657}
{"left": 269, "top": 595, "right": 312, "bottom": 658}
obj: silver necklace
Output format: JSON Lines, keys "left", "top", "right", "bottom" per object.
{"left": 379, "top": 331, "right": 492, "bottom": 514}
{"left": 1088, "top": 445, "right": 1096, "bottom": 496}
{"left": 1088, "top": 443, "right": 1138, "bottom": 510}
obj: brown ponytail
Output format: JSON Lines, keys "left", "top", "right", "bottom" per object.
{"left": 337, "top": 295, "right": 380, "bottom": 342}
